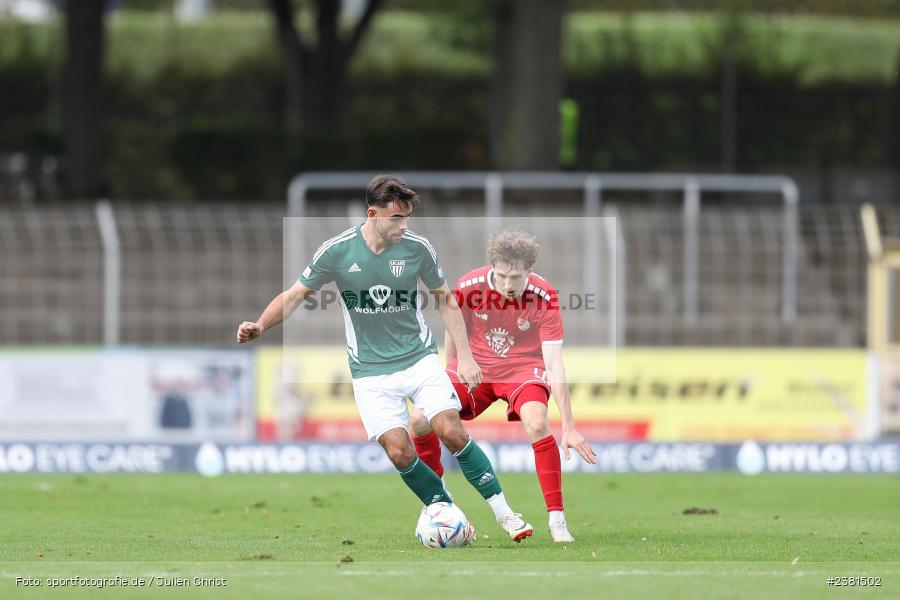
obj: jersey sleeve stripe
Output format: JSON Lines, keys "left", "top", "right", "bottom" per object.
{"left": 404, "top": 229, "right": 436, "bottom": 252}
{"left": 403, "top": 230, "right": 438, "bottom": 261}
{"left": 313, "top": 226, "right": 356, "bottom": 259}
{"left": 402, "top": 231, "right": 438, "bottom": 260}
{"left": 541, "top": 339, "right": 564, "bottom": 345}
{"left": 401, "top": 233, "right": 437, "bottom": 263}
{"left": 312, "top": 229, "right": 357, "bottom": 264}
{"left": 320, "top": 225, "right": 356, "bottom": 246}
{"left": 312, "top": 235, "right": 352, "bottom": 263}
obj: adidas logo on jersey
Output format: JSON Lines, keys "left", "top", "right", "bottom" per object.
{"left": 477, "top": 472, "right": 495, "bottom": 486}
{"left": 348, "top": 263, "right": 362, "bottom": 272}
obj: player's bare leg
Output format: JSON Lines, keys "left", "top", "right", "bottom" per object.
{"left": 429, "top": 408, "right": 533, "bottom": 542}
{"left": 519, "top": 400, "right": 574, "bottom": 543}
{"left": 378, "top": 427, "right": 450, "bottom": 505}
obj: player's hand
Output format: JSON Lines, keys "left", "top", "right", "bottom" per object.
{"left": 561, "top": 429, "right": 597, "bottom": 464}
{"left": 456, "top": 355, "right": 482, "bottom": 392}
{"left": 236, "top": 321, "right": 262, "bottom": 344}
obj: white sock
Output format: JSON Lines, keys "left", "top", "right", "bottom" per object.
{"left": 486, "top": 492, "right": 513, "bottom": 520}
{"left": 549, "top": 510, "right": 566, "bottom": 525}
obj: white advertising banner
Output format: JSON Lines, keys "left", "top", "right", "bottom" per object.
{"left": 0, "top": 349, "right": 254, "bottom": 442}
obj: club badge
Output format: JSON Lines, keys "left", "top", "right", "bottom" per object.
{"left": 485, "top": 327, "right": 515, "bottom": 357}
{"left": 389, "top": 260, "right": 406, "bottom": 277}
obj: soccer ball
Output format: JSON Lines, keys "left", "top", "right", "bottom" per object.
{"left": 415, "top": 502, "right": 476, "bottom": 548}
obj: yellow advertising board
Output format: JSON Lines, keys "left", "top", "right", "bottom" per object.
{"left": 564, "top": 348, "right": 868, "bottom": 441}
{"left": 255, "top": 347, "right": 868, "bottom": 441}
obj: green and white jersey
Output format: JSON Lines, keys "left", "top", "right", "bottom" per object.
{"left": 299, "top": 225, "right": 446, "bottom": 378}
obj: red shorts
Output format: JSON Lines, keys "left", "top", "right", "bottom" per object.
{"left": 445, "top": 359, "right": 551, "bottom": 422}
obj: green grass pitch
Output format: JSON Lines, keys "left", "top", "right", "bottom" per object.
{"left": 1, "top": 473, "right": 897, "bottom": 598}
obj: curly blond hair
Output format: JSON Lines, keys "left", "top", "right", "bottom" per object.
{"left": 488, "top": 229, "right": 540, "bottom": 269}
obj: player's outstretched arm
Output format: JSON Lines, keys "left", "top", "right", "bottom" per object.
{"left": 236, "top": 279, "right": 314, "bottom": 343}
{"left": 434, "top": 282, "right": 481, "bottom": 390}
{"left": 541, "top": 343, "right": 597, "bottom": 464}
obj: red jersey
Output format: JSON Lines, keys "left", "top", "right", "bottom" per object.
{"left": 452, "top": 265, "right": 563, "bottom": 382}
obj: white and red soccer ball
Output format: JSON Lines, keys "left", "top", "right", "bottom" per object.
{"left": 415, "top": 502, "right": 476, "bottom": 548}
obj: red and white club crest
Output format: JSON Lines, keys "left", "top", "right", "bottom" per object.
{"left": 516, "top": 317, "right": 531, "bottom": 331}
{"left": 484, "top": 327, "right": 515, "bottom": 357}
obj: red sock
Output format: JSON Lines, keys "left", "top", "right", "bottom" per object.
{"left": 532, "top": 434, "right": 563, "bottom": 511}
{"left": 412, "top": 431, "right": 443, "bottom": 478}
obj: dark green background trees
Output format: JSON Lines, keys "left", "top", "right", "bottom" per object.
{"left": 3, "top": 1, "right": 900, "bottom": 199}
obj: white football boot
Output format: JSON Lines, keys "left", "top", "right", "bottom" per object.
{"left": 549, "top": 519, "right": 575, "bottom": 543}
{"left": 497, "top": 513, "right": 534, "bottom": 543}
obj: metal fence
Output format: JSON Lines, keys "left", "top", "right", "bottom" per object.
{"left": 290, "top": 172, "right": 800, "bottom": 323}
{"left": 0, "top": 173, "right": 871, "bottom": 347}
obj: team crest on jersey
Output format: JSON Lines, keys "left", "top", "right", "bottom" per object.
{"left": 485, "top": 327, "right": 515, "bottom": 357}
{"left": 517, "top": 317, "right": 531, "bottom": 331}
{"left": 389, "top": 260, "right": 406, "bottom": 278}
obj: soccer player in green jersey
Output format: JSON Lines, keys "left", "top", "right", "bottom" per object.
{"left": 236, "top": 175, "right": 533, "bottom": 542}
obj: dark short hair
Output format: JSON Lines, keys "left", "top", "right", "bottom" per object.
{"left": 366, "top": 175, "right": 420, "bottom": 208}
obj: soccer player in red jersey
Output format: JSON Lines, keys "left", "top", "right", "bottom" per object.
{"left": 409, "top": 229, "right": 597, "bottom": 543}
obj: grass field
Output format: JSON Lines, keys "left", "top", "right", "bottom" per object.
{"left": 1, "top": 473, "right": 898, "bottom": 598}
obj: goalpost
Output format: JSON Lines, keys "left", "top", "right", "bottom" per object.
{"left": 287, "top": 170, "right": 800, "bottom": 349}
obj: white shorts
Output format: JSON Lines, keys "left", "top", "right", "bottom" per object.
{"left": 351, "top": 353, "right": 461, "bottom": 442}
